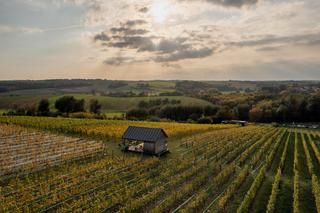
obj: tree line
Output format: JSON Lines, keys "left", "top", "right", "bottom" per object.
{"left": 3, "top": 86, "right": 320, "bottom": 123}
{"left": 126, "top": 92, "right": 320, "bottom": 123}
{"left": 5, "top": 96, "right": 102, "bottom": 117}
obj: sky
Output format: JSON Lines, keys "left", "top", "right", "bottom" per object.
{"left": 0, "top": 0, "right": 320, "bottom": 80}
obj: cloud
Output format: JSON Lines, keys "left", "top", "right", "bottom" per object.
{"left": 104, "top": 56, "right": 134, "bottom": 66}
{"left": 229, "top": 32, "right": 320, "bottom": 48}
{"left": 153, "top": 37, "right": 214, "bottom": 62}
{"left": 110, "top": 20, "right": 148, "bottom": 35}
{"left": 93, "top": 18, "right": 216, "bottom": 65}
{"left": 93, "top": 18, "right": 152, "bottom": 50}
{"left": 90, "top": 0, "right": 320, "bottom": 67}
{"left": 0, "top": 25, "right": 43, "bottom": 34}
{"left": 138, "top": 6, "right": 149, "bottom": 13}
{"left": 0, "top": 24, "right": 83, "bottom": 35}
{"left": 108, "top": 36, "right": 155, "bottom": 52}
{"left": 154, "top": 48, "right": 214, "bottom": 62}
{"left": 95, "top": 31, "right": 215, "bottom": 63}
{"left": 124, "top": 20, "right": 147, "bottom": 27}
{"left": 255, "top": 46, "right": 282, "bottom": 52}
{"left": 157, "top": 38, "right": 190, "bottom": 53}
{"left": 179, "top": 0, "right": 260, "bottom": 8}
{"left": 104, "top": 55, "right": 149, "bottom": 66}
{"left": 93, "top": 32, "right": 110, "bottom": 41}
{"left": 110, "top": 27, "right": 148, "bottom": 35}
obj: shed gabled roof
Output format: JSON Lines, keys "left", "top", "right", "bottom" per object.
{"left": 122, "top": 126, "right": 168, "bottom": 142}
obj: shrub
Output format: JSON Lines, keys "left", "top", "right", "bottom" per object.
{"left": 197, "top": 117, "right": 213, "bottom": 124}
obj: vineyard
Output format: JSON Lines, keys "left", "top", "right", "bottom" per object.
{"left": 0, "top": 124, "right": 106, "bottom": 176}
{"left": 0, "top": 117, "right": 320, "bottom": 212}
{"left": 0, "top": 116, "right": 235, "bottom": 138}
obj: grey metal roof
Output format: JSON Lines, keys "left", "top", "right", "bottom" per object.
{"left": 122, "top": 126, "right": 168, "bottom": 142}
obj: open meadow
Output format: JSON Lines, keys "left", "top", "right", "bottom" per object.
{"left": 1, "top": 116, "right": 320, "bottom": 212}
{"left": 0, "top": 93, "right": 212, "bottom": 114}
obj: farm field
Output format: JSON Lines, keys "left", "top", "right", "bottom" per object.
{"left": 0, "top": 117, "right": 320, "bottom": 212}
{"left": 0, "top": 93, "right": 212, "bottom": 113}
{"left": 48, "top": 94, "right": 213, "bottom": 112}
{"left": 0, "top": 116, "right": 233, "bottom": 139}
{"left": 0, "top": 124, "right": 106, "bottom": 176}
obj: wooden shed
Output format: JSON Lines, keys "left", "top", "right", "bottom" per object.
{"left": 120, "top": 126, "right": 169, "bottom": 156}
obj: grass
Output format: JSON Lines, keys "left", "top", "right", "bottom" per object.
{"left": 103, "top": 111, "right": 124, "bottom": 118}
{"left": 48, "top": 94, "right": 213, "bottom": 111}
{"left": 0, "top": 109, "right": 8, "bottom": 114}
{"left": 127, "top": 81, "right": 176, "bottom": 93}
{"left": 0, "top": 92, "right": 212, "bottom": 112}
{"left": 0, "top": 94, "right": 47, "bottom": 109}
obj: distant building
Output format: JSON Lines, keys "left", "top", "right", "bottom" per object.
{"left": 120, "top": 126, "right": 169, "bottom": 156}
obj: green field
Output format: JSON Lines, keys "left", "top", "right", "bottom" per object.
{"left": 0, "top": 79, "right": 260, "bottom": 111}
{"left": 0, "top": 109, "right": 8, "bottom": 115}
{"left": 1, "top": 116, "right": 320, "bottom": 212}
{"left": 0, "top": 93, "right": 212, "bottom": 113}
{"left": 49, "top": 94, "right": 212, "bottom": 112}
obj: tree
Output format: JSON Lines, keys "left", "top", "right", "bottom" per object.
{"left": 204, "top": 105, "right": 218, "bottom": 116}
{"left": 276, "top": 104, "right": 289, "bottom": 122}
{"left": 55, "top": 96, "right": 85, "bottom": 114}
{"left": 307, "top": 93, "right": 320, "bottom": 122}
{"left": 55, "top": 96, "right": 74, "bottom": 113}
{"left": 25, "top": 105, "right": 37, "bottom": 116}
{"left": 190, "top": 113, "right": 201, "bottom": 121}
{"left": 38, "top": 99, "right": 50, "bottom": 116}
{"left": 127, "top": 109, "right": 148, "bottom": 120}
{"left": 249, "top": 107, "right": 263, "bottom": 122}
{"left": 89, "top": 99, "right": 102, "bottom": 114}
{"left": 233, "top": 104, "right": 250, "bottom": 120}
{"left": 138, "top": 100, "right": 149, "bottom": 108}
{"left": 216, "top": 106, "right": 233, "bottom": 122}
{"left": 249, "top": 100, "right": 275, "bottom": 122}
{"left": 73, "top": 99, "right": 85, "bottom": 112}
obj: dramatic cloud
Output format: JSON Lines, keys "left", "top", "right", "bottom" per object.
{"left": 1, "top": 0, "right": 320, "bottom": 79}
{"left": 94, "top": 25, "right": 215, "bottom": 64}
{"left": 93, "top": 17, "right": 215, "bottom": 64}
{"left": 94, "top": 19, "right": 153, "bottom": 51}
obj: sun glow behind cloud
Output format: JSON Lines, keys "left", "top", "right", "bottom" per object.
{"left": 150, "top": 0, "right": 173, "bottom": 23}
